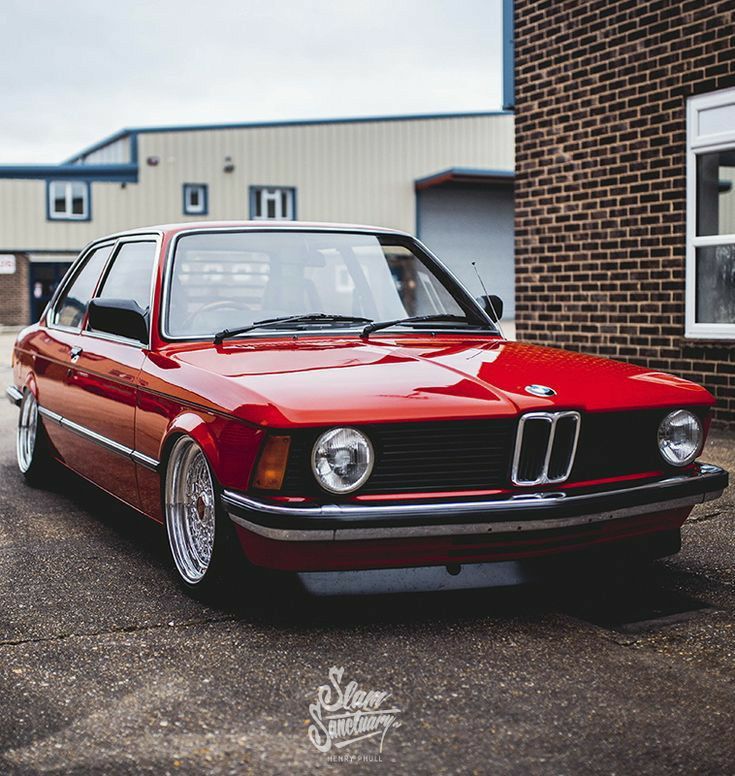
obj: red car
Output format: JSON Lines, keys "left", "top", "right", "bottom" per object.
{"left": 6, "top": 223, "right": 728, "bottom": 596}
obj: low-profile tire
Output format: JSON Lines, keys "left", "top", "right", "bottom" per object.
{"left": 164, "top": 436, "right": 241, "bottom": 597}
{"left": 17, "top": 390, "right": 51, "bottom": 485}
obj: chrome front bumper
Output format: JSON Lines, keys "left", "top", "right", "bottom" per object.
{"left": 6, "top": 385, "right": 22, "bottom": 407}
{"left": 224, "top": 463, "right": 728, "bottom": 542}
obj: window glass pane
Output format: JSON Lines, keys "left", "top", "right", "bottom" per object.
{"left": 167, "top": 231, "right": 468, "bottom": 336}
{"left": 52, "top": 182, "right": 67, "bottom": 214}
{"left": 70, "top": 182, "right": 86, "bottom": 216}
{"left": 97, "top": 241, "right": 156, "bottom": 312}
{"left": 189, "top": 188, "right": 200, "bottom": 207}
{"left": 697, "top": 150, "right": 735, "bottom": 236}
{"left": 695, "top": 243, "right": 735, "bottom": 324}
{"left": 52, "top": 245, "right": 113, "bottom": 328}
{"left": 266, "top": 196, "right": 276, "bottom": 219}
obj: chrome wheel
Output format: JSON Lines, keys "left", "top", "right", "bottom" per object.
{"left": 17, "top": 391, "right": 38, "bottom": 474}
{"left": 165, "top": 437, "right": 217, "bottom": 585}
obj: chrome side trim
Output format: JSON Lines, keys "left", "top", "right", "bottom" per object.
{"left": 61, "top": 416, "right": 133, "bottom": 457}
{"left": 6, "top": 385, "right": 23, "bottom": 406}
{"left": 131, "top": 450, "right": 160, "bottom": 471}
{"left": 511, "top": 410, "right": 581, "bottom": 487}
{"left": 38, "top": 405, "right": 63, "bottom": 424}
{"left": 228, "top": 493, "right": 709, "bottom": 543}
{"left": 37, "top": 402, "right": 160, "bottom": 471}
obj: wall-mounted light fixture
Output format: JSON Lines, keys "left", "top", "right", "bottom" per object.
{"left": 147, "top": 156, "right": 160, "bottom": 166}
{"left": 223, "top": 156, "right": 235, "bottom": 173}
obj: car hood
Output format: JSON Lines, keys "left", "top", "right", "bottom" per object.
{"left": 161, "top": 336, "right": 713, "bottom": 427}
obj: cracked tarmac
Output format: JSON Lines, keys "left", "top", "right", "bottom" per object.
{"left": 0, "top": 332, "right": 734, "bottom": 774}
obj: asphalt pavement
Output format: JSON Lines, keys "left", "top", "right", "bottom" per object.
{"left": 0, "top": 331, "right": 734, "bottom": 775}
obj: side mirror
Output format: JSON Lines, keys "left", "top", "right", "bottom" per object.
{"left": 88, "top": 298, "right": 149, "bottom": 343}
{"left": 477, "top": 294, "right": 503, "bottom": 322}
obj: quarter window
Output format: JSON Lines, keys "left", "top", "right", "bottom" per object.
{"left": 250, "top": 186, "right": 296, "bottom": 220}
{"left": 50, "top": 245, "right": 113, "bottom": 329}
{"left": 183, "top": 183, "right": 208, "bottom": 215}
{"left": 97, "top": 241, "right": 157, "bottom": 313}
{"left": 48, "top": 180, "right": 90, "bottom": 220}
{"left": 687, "top": 88, "right": 735, "bottom": 338}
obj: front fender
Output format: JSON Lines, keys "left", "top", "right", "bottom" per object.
{"left": 159, "top": 411, "right": 264, "bottom": 492}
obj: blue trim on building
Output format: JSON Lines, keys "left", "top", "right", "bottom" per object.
{"left": 502, "top": 0, "right": 515, "bottom": 110}
{"left": 182, "top": 183, "right": 209, "bottom": 216}
{"left": 129, "top": 132, "right": 139, "bottom": 165}
{"left": 415, "top": 189, "right": 423, "bottom": 240}
{"left": 248, "top": 186, "right": 297, "bottom": 220}
{"left": 0, "top": 164, "right": 138, "bottom": 183}
{"left": 45, "top": 180, "right": 92, "bottom": 222}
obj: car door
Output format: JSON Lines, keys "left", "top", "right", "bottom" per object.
{"left": 61, "top": 237, "right": 159, "bottom": 507}
{"left": 34, "top": 242, "right": 116, "bottom": 464}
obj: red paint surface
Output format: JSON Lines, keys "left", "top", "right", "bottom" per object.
{"left": 235, "top": 507, "right": 693, "bottom": 572}
{"left": 9, "top": 223, "right": 716, "bottom": 572}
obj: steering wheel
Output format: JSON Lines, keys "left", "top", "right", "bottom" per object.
{"left": 188, "top": 301, "right": 245, "bottom": 332}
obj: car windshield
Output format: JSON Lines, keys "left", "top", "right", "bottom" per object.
{"left": 165, "top": 230, "right": 493, "bottom": 338}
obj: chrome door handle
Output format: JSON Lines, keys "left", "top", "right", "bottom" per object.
{"left": 70, "top": 346, "right": 83, "bottom": 363}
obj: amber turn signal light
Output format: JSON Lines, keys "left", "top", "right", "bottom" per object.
{"left": 253, "top": 435, "right": 291, "bottom": 490}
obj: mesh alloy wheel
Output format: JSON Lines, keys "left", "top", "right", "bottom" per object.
{"left": 17, "top": 391, "right": 38, "bottom": 475}
{"left": 165, "top": 437, "right": 218, "bottom": 585}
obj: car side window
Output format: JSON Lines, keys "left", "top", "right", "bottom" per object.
{"left": 50, "top": 245, "right": 113, "bottom": 329}
{"left": 96, "top": 241, "right": 157, "bottom": 312}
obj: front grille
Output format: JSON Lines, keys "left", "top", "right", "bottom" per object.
{"left": 260, "top": 408, "right": 707, "bottom": 498}
{"left": 512, "top": 411, "right": 580, "bottom": 486}
{"left": 570, "top": 408, "right": 706, "bottom": 482}
{"left": 278, "top": 419, "right": 516, "bottom": 496}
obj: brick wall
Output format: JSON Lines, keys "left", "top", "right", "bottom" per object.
{"left": 0, "top": 254, "right": 29, "bottom": 326}
{"left": 514, "top": 0, "right": 735, "bottom": 426}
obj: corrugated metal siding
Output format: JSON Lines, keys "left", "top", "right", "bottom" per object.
{"left": 0, "top": 114, "right": 513, "bottom": 251}
{"left": 78, "top": 136, "right": 131, "bottom": 165}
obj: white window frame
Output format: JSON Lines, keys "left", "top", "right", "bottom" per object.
{"left": 250, "top": 186, "right": 295, "bottom": 221}
{"left": 183, "top": 183, "right": 207, "bottom": 215}
{"left": 686, "top": 87, "right": 735, "bottom": 339}
{"left": 48, "top": 180, "right": 90, "bottom": 221}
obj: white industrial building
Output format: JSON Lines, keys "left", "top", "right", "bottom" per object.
{"left": 0, "top": 111, "right": 514, "bottom": 324}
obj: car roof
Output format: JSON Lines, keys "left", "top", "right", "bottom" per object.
{"left": 98, "top": 220, "right": 413, "bottom": 241}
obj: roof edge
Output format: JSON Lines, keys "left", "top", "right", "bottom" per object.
{"left": 63, "top": 109, "right": 513, "bottom": 164}
{"left": 415, "top": 167, "right": 515, "bottom": 190}
{"left": 0, "top": 163, "right": 138, "bottom": 182}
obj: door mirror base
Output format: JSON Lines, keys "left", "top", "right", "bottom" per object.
{"left": 477, "top": 294, "right": 504, "bottom": 322}
{"left": 87, "top": 299, "right": 149, "bottom": 344}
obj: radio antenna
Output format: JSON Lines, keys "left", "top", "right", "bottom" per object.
{"left": 472, "top": 261, "right": 505, "bottom": 339}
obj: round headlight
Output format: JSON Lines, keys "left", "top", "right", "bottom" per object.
{"left": 657, "top": 410, "right": 702, "bottom": 467}
{"left": 311, "top": 427, "right": 374, "bottom": 494}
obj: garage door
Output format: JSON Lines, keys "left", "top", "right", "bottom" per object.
{"left": 417, "top": 183, "right": 515, "bottom": 319}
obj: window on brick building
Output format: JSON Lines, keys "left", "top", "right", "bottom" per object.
{"left": 687, "top": 88, "right": 735, "bottom": 338}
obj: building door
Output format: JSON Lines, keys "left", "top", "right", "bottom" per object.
{"left": 417, "top": 182, "right": 515, "bottom": 319}
{"left": 29, "top": 262, "right": 72, "bottom": 323}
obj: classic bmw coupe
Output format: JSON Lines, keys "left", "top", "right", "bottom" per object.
{"left": 6, "top": 222, "right": 728, "bottom": 595}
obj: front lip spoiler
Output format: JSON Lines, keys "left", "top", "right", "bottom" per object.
{"left": 223, "top": 463, "right": 728, "bottom": 542}
{"left": 6, "top": 385, "right": 22, "bottom": 407}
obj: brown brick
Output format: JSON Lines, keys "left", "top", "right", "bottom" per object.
{"left": 514, "top": 0, "right": 735, "bottom": 428}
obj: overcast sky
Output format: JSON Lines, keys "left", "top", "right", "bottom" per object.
{"left": 0, "top": 0, "right": 503, "bottom": 164}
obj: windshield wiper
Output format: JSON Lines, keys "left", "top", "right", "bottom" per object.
{"left": 214, "top": 313, "right": 373, "bottom": 344}
{"left": 361, "top": 314, "right": 492, "bottom": 338}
